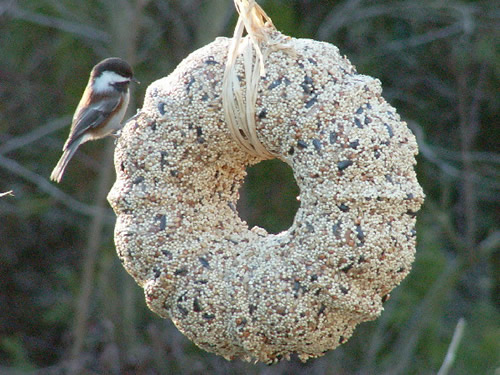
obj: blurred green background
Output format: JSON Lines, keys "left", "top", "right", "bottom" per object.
{"left": 0, "top": 0, "right": 498, "bottom": 374}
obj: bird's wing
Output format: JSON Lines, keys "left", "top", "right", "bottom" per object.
{"left": 64, "top": 95, "right": 122, "bottom": 150}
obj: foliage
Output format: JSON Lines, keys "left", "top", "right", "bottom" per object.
{"left": 0, "top": 0, "right": 498, "bottom": 374}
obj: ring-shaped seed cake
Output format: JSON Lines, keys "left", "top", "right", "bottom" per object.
{"left": 108, "top": 35, "right": 424, "bottom": 363}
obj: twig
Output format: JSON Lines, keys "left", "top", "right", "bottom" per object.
{"left": 358, "top": 292, "right": 398, "bottom": 373}
{"left": 410, "top": 121, "right": 463, "bottom": 179}
{"left": 6, "top": 2, "right": 110, "bottom": 42}
{"left": 437, "top": 318, "right": 466, "bottom": 375}
{"left": 383, "top": 23, "right": 463, "bottom": 52}
{"left": 383, "top": 258, "right": 466, "bottom": 375}
{"left": 0, "top": 116, "right": 71, "bottom": 155}
{"left": 383, "top": 216, "right": 496, "bottom": 374}
{"left": 0, "top": 154, "right": 114, "bottom": 221}
{"left": 0, "top": 190, "right": 14, "bottom": 197}
{"left": 431, "top": 145, "right": 500, "bottom": 164}
{"left": 427, "top": 200, "right": 468, "bottom": 254}
{"left": 410, "top": 122, "right": 498, "bottom": 189}
{"left": 477, "top": 231, "right": 500, "bottom": 257}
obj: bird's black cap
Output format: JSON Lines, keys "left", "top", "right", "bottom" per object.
{"left": 92, "top": 57, "right": 134, "bottom": 79}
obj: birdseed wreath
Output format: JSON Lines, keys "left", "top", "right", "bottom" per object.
{"left": 108, "top": 1, "right": 424, "bottom": 364}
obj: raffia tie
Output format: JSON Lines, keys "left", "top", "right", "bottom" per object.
{"left": 222, "top": 0, "right": 293, "bottom": 159}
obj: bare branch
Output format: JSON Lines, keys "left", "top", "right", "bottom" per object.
{"left": 0, "top": 154, "right": 114, "bottom": 221}
{"left": 358, "top": 295, "right": 397, "bottom": 373}
{"left": 383, "top": 23, "right": 463, "bottom": 53}
{"left": 383, "top": 258, "right": 466, "bottom": 375}
{"left": 478, "top": 231, "right": 500, "bottom": 256}
{"left": 437, "top": 318, "right": 466, "bottom": 375}
{"left": 431, "top": 145, "right": 500, "bottom": 164}
{"left": 6, "top": 3, "right": 110, "bottom": 43}
{"left": 0, "top": 116, "right": 71, "bottom": 155}
{"left": 410, "top": 121, "right": 499, "bottom": 190}
{"left": 410, "top": 121, "right": 463, "bottom": 178}
{"left": 0, "top": 190, "right": 14, "bottom": 198}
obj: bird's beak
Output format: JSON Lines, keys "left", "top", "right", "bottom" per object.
{"left": 132, "top": 77, "right": 140, "bottom": 84}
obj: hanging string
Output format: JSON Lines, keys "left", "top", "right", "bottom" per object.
{"left": 222, "top": 0, "right": 293, "bottom": 159}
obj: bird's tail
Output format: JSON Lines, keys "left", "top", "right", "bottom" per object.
{"left": 50, "top": 139, "right": 82, "bottom": 183}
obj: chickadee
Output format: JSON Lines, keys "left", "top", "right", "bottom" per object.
{"left": 50, "top": 57, "right": 138, "bottom": 183}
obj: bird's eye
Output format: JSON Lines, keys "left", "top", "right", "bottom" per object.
{"left": 112, "top": 81, "right": 130, "bottom": 92}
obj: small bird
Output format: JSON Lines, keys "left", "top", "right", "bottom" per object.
{"left": 50, "top": 57, "right": 138, "bottom": 183}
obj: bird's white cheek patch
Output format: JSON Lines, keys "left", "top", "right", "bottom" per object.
{"left": 94, "top": 71, "right": 129, "bottom": 93}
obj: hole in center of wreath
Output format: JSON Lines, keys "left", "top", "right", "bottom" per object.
{"left": 237, "top": 159, "right": 300, "bottom": 234}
